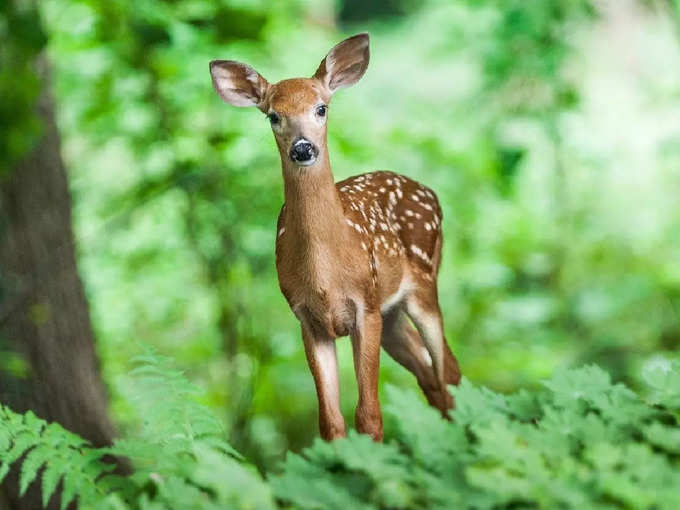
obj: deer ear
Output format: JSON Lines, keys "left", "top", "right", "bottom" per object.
{"left": 210, "top": 60, "right": 269, "bottom": 109}
{"left": 314, "top": 33, "right": 370, "bottom": 94}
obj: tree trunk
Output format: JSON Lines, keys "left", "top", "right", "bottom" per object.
{"left": 0, "top": 57, "right": 116, "bottom": 509}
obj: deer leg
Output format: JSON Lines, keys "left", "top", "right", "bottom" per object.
{"left": 350, "top": 308, "right": 383, "bottom": 441}
{"left": 405, "top": 290, "right": 461, "bottom": 413}
{"left": 443, "top": 336, "right": 462, "bottom": 388}
{"left": 381, "top": 308, "right": 450, "bottom": 413}
{"left": 301, "top": 324, "right": 346, "bottom": 441}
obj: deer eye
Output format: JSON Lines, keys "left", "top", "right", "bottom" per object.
{"left": 267, "top": 112, "right": 280, "bottom": 124}
{"left": 316, "top": 105, "right": 327, "bottom": 117}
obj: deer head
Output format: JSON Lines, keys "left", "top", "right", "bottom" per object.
{"left": 209, "top": 33, "right": 370, "bottom": 168}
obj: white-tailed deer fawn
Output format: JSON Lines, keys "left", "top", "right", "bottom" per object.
{"left": 210, "top": 33, "right": 460, "bottom": 441}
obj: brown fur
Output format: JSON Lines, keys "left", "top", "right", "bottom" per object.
{"left": 267, "top": 79, "right": 329, "bottom": 116}
{"left": 211, "top": 33, "right": 461, "bottom": 442}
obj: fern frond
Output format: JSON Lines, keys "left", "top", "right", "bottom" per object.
{"left": 19, "top": 444, "right": 50, "bottom": 495}
{"left": 12, "top": 349, "right": 679, "bottom": 509}
{"left": 113, "top": 347, "right": 240, "bottom": 462}
{"left": 0, "top": 349, "right": 267, "bottom": 509}
{"left": 0, "top": 405, "right": 113, "bottom": 509}
{"left": 41, "top": 457, "right": 64, "bottom": 508}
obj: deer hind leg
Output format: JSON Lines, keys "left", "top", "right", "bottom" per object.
{"left": 403, "top": 288, "right": 461, "bottom": 414}
{"left": 381, "top": 308, "right": 449, "bottom": 413}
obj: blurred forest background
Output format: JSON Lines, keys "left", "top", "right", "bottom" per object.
{"left": 2, "top": 0, "right": 680, "bottom": 478}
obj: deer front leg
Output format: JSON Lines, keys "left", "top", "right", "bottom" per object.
{"left": 350, "top": 307, "right": 383, "bottom": 441}
{"left": 301, "top": 324, "right": 346, "bottom": 440}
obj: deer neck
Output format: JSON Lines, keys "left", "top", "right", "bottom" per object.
{"left": 281, "top": 152, "right": 347, "bottom": 249}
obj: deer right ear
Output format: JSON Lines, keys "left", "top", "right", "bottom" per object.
{"left": 314, "top": 33, "right": 370, "bottom": 94}
{"left": 209, "top": 60, "right": 269, "bottom": 109}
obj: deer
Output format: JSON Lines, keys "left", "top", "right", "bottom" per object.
{"left": 209, "top": 33, "right": 461, "bottom": 442}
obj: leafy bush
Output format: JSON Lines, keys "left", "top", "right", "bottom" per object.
{"left": 0, "top": 350, "right": 273, "bottom": 510}
{"left": 274, "top": 362, "right": 680, "bottom": 509}
{"left": 2, "top": 352, "right": 679, "bottom": 509}
{"left": 37, "top": 0, "right": 680, "bottom": 469}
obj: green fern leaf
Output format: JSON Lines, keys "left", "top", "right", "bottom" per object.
{"left": 0, "top": 424, "right": 11, "bottom": 451}
{"left": 643, "top": 358, "right": 680, "bottom": 409}
{"left": 19, "top": 444, "right": 50, "bottom": 495}
{"left": 41, "top": 457, "right": 65, "bottom": 508}
{"left": 22, "top": 411, "right": 46, "bottom": 437}
{"left": 0, "top": 433, "right": 37, "bottom": 484}
{"left": 96, "top": 473, "right": 137, "bottom": 503}
{"left": 0, "top": 463, "right": 9, "bottom": 486}
{"left": 60, "top": 468, "right": 80, "bottom": 510}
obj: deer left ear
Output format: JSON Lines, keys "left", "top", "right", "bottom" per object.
{"left": 210, "top": 60, "right": 270, "bottom": 110}
{"left": 314, "top": 33, "right": 370, "bottom": 94}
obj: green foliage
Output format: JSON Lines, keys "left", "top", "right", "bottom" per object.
{"left": 0, "top": 350, "right": 273, "bottom": 509}
{"left": 273, "top": 362, "right": 680, "bottom": 510}
{"left": 2, "top": 353, "right": 680, "bottom": 509}
{"left": 465, "top": 0, "right": 595, "bottom": 111}
{"left": 0, "top": 406, "right": 114, "bottom": 509}
{"left": 0, "top": 0, "right": 48, "bottom": 175}
{"left": 32, "top": 0, "right": 680, "bottom": 473}
{"left": 3, "top": 1, "right": 680, "bottom": 506}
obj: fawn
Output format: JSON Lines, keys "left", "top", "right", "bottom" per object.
{"left": 210, "top": 33, "right": 460, "bottom": 441}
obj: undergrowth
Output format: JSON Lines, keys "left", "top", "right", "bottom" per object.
{"left": 1, "top": 350, "right": 679, "bottom": 509}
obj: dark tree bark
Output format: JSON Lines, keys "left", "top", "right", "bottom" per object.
{"left": 0, "top": 57, "right": 117, "bottom": 509}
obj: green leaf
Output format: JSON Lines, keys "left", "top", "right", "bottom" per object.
{"left": 19, "top": 445, "right": 49, "bottom": 496}
{"left": 41, "top": 458, "right": 65, "bottom": 508}
{"left": 542, "top": 365, "right": 613, "bottom": 408}
{"left": 642, "top": 358, "right": 680, "bottom": 408}
{"left": 641, "top": 422, "right": 680, "bottom": 453}
{"left": 506, "top": 389, "right": 542, "bottom": 421}
{"left": 60, "top": 469, "right": 80, "bottom": 510}
{"left": 0, "top": 433, "right": 36, "bottom": 483}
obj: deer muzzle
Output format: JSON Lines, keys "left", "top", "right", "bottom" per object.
{"left": 289, "top": 138, "right": 318, "bottom": 166}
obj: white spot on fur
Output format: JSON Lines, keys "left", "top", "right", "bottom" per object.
{"left": 410, "top": 244, "right": 432, "bottom": 265}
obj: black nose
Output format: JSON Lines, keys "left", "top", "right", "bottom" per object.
{"left": 289, "top": 139, "right": 317, "bottom": 163}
